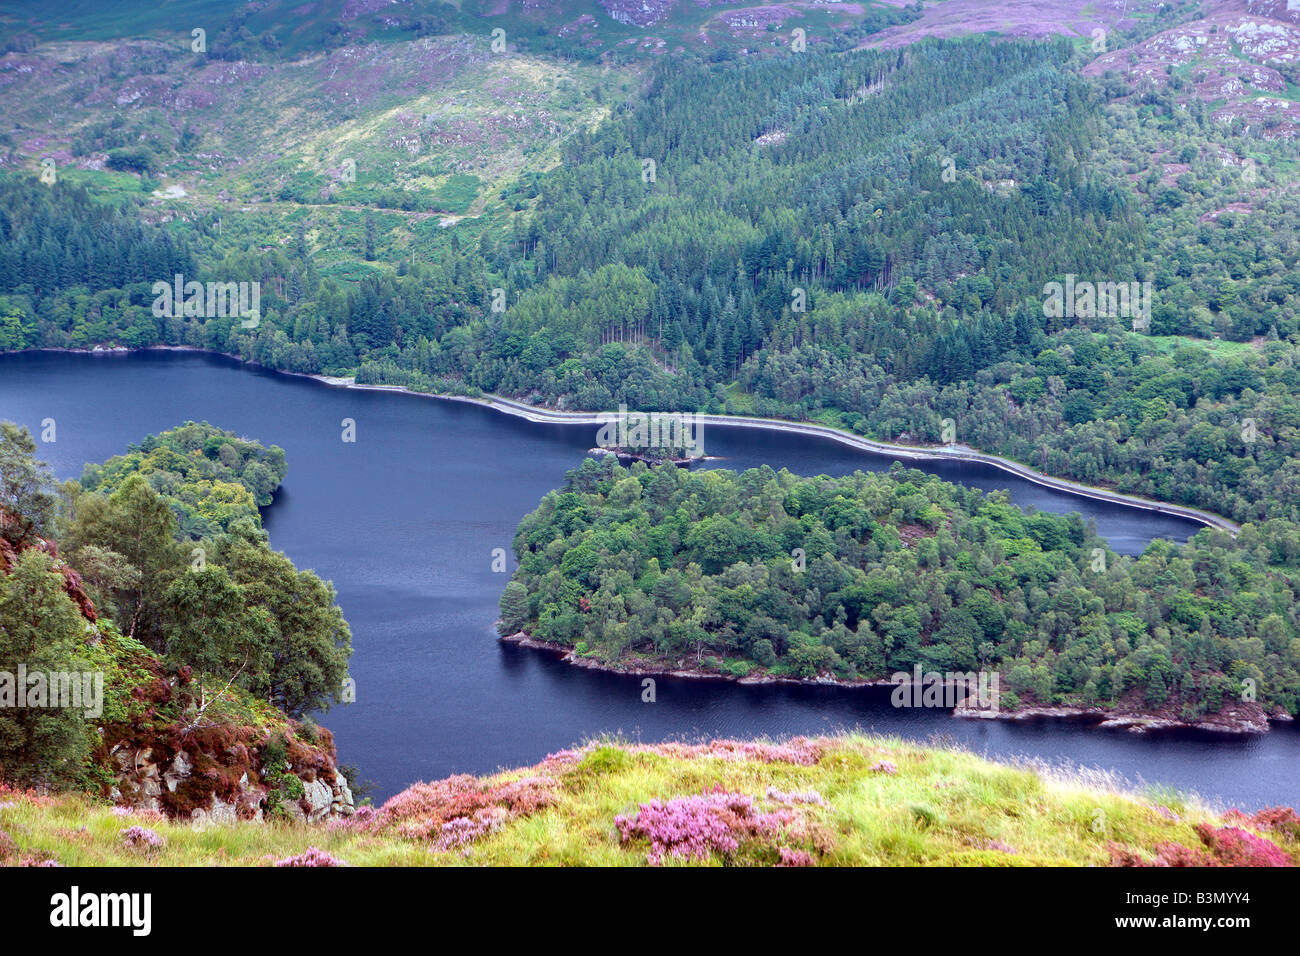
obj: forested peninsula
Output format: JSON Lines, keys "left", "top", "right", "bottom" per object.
{"left": 499, "top": 458, "right": 1299, "bottom": 733}
{"left": 6, "top": 29, "right": 1300, "bottom": 742}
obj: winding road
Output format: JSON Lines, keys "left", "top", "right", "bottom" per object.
{"left": 392, "top": 388, "right": 1241, "bottom": 537}
{"left": 101, "top": 350, "right": 1240, "bottom": 537}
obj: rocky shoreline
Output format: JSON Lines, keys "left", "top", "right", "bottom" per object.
{"left": 953, "top": 703, "right": 1280, "bottom": 735}
{"left": 586, "top": 447, "right": 712, "bottom": 467}
{"left": 500, "top": 632, "right": 1285, "bottom": 734}
{"left": 500, "top": 631, "right": 894, "bottom": 687}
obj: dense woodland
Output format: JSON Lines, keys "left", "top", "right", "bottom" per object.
{"left": 0, "top": 421, "right": 351, "bottom": 787}
{"left": 4, "top": 34, "right": 1300, "bottom": 714}
{"left": 3, "top": 38, "right": 1299, "bottom": 532}
{"left": 78, "top": 421, "right": 288, "bottom": 538}
{"left": 502, "top": 458, "right": 1300, "bottom": 720}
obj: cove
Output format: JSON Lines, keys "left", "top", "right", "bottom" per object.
{"left": 1, "top": 349, "right": 1296, "bottom": 809}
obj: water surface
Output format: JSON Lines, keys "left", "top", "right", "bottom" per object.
{"left": 1, "top": 350, "right": 1294, "bottom": 808}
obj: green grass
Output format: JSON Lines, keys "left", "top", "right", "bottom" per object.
{"left": 430, "top": 173, "right": 482, "bottom": 214}
{"left": 1136, "top": 333, "right": 1259, "bottom": 357}
{"left": 722, "top": 382, "right": 756, "bottom": 415}
{"left": 45, "top": 167, "right": 155, "bottom": 201}
{"left": 3, "top": 734, "right": 1292, "bottom": 867}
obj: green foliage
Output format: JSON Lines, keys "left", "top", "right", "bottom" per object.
{"left": 0, "top": 550, "right": 94, "bottom": 788}
{"left": 78, "top": 421, "right": 287, "bottom": 536}
{"left": 503, "top": 458, "right": 1300, "bottom": 717}
{"left": 59, "top": 426, "right": 349, "bottom": 718}
{"left": 105, "top": 146, "right": 158, "bottom": 176}
{"left": 63, "top": 473, "right": 183, "bottom": 651}
{"left": 260, "top": 732, "right": 289, "bottom": 778}
{"left": 4, "top": 35, "right": 1300, "bottom": 544}
{"left": 0, "top": 420, "right": 351, "bottom": 801}
{"left": 214, "top": 535, "right": 351, "bottom": 717}
{"left": 162, "top": 566, "right": 276, "bottom": 707}
{"left": 0, "top": 422, "right": 56, "bottom": 547}
{"left": 498, "top": 580, "right": 530, "bottom": 637}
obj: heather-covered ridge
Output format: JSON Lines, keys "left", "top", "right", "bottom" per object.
{"left": 0, "top": 0, "right": 916, "bottom": 62}
{"left": 0, "top": 734, "right": 1295, "bottom": 866}
{"left": 1084, "top": 0, "right": 1300, "bottom": 139}
{"left": 864, "top": 0, "right": 1153, "bottom": 50}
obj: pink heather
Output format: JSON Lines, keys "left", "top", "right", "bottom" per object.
{"left": 1196, "top": 824, "right": 1293, "bottom": 867}
{"left": 627, "top": 738, "right": 825, "bottom": 766}
{"left": 274, "top": 847, "right": 347, "bottom": 867}
{"left": 119, "top": 826, "right": 165, "bottom": 850}
{"left": 616, "top": 786, "right": 812, "bottom": 865}
{"left": 435, "top": 808, "right": 507, "bottom": 850}
{"left": 777, "top": 847, "right": 816, "bottom": 867}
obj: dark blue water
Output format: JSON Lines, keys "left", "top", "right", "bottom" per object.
{"left": 1, "top": 350, "right": 1296, "bottom": 809}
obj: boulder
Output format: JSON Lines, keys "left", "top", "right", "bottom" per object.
{"left": 302, "top": 778, "right": 334, "bottom": 822}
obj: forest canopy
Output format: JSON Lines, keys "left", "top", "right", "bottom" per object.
{"left": 4, "top": 37, "right": 1296, "bottom": 532}
{"left": 77, "top": 420, "right": 288, "bottom": 538}
{"left": 503, "top": 457, "right": 1300, "bottom": 721}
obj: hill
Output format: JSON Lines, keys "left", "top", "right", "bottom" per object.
{"left": 0, "top": 0, "right": 917, "bottom": 60}
{"left": 0, "top": 420, "right": 355, "bottom": 822}
{"left": 1, "top": 733, "right": 1295, "bottom": 865}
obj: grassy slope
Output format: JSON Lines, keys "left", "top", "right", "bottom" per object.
{"left": 3, "top": 734, "right": 1295, "bottom": 866}
{"left": 1, "top": 34, "right": 627, "bottom": 266}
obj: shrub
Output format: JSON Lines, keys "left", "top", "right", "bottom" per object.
{"left": 614, "top": 786, "right": 808, "bottom": 866}
{"left": 777, "top": 847, "right": 815, "bottom": 867}
{"left": 434, "top": 808, "right": 507, "bottom": 850}
{"left": 1195, "top": 824, "right": 1293, "bottom": 867}
{"left": 274, "top": 847, "right": 346, "bottom": 867}
{"left": 1224, "top": 806, "right": 1300, "bottom": 841}
{"left": 1111, "top": 825, "right": 1293, "bottom": 867}
{"left": 120, "top": 826, "right": 165, "bottom": 852}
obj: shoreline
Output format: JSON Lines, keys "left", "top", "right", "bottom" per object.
{"left": 14, "top": 345, "right": 1281, "bottom": 738}
{"left": 455, "top": 397, "right": 1240, "bottom": 536}
{"left": 17, "top": 344, "right": 1241, "bottom": 534}
{"left": 499, "top": 632, "right": 1284, "bottom": 735}
{"left": 499, "top": 631, "right": 897, "bottom": 687}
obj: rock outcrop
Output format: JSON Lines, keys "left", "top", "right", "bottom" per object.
{"left": 109, "top": 735, "right": 355, "bottom": 824}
